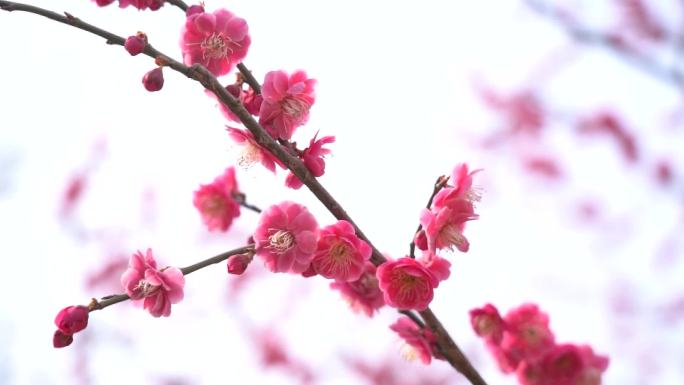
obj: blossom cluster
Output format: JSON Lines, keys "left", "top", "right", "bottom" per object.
{"left": 470, "top": 303, "right": 609, "bottom": 385}
{"left": 92, "top": 0, "right": 165, "bottom": 11}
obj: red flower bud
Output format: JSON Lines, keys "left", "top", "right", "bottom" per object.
{"left": 227, "top": 253, "right": 251, "bottom": 275}
{"left": 142, "top": 68, "right": 164, "bottom": 92}
{"left": 54, "top": 305, "right": 89, "bottom": 335}
{"left": 186, "top": 4, "right": 205, "bottom": 17}
{"left": 53, "top": 330, "right": 74, "bottom": 348}
{"left": 124, "top": 33, "right": 147, "bottom": 56}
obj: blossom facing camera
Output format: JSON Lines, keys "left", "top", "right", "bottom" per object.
{"left": 253, "top": 201, "right": 319, "bottom": 274}
{"left": 312, "top": 220, "right": 371, "bottom": 281}
{"left": 120, "top": 248, "right": 185, "bottom": 317}
{"left": 376, "top": 257, "right": 438, "bottom": 311}
{"left": 180, "top": 8, "right": 251, "bottom": 76}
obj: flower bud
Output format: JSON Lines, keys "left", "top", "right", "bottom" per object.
{"left": 53, "top": 330, "right": 74, "bottom": 348}
{"left": 142, "top": 67, "right": 164, "bottom": 92}
{"left": 54, "top": 305, "right": 89, "bottom": 335}
{"left": 148, "top": 0, "right": 164, "bottom": 10}
{"left": 124, "top": 33, "right": 147, "bottom": 56}
{"left": 186, "top": 4, "right": 205, "bottom": 17}
{"left": 227, "top": 253, "right": 252, "bottom": 275}
{"left": 414, "top": 230, "right": 428, "bottom": 251}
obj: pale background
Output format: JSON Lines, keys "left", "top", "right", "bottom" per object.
{"left": 0, "top": 0, "right": 683, "bottom": 384}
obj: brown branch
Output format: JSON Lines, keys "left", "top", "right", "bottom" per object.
{"left": 164, "top": 0, "right": 188, "bottom": 12}
{"left": 237, "top": 63, "right": 262, "bottom": 94}
{"left": 0, "top": 3, "right": 487, "bottom": 384}
{"left": 88, "top": 244, "right": 254, "bottom": 312}
{"left": 409, "top": 175, "right": 450, "bottom": 258}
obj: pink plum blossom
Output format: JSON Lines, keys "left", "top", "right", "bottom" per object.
{"left": 120, "top": 248, "right": 185, "bottom": 317}
{"left": 285, "top": 133, "right": 335, "bottom": 190}
{"left": 376, "top": 257, "right": 438, "bottom": 311}
{"left": 193, "top": 166, "right": 241, "bottom": 232}
{"left": 499, "top": 303, "right": 556, "bottom": 369}
{"left": 330, "top": 262, "right": 385, "bottom": 316}
{"left": 119, "top": 0, "right": 164, "bottom": 10}
{"left": 470, "top": 303, "right": 505, "bottom": 345}
{"left": 433, "top": 163, "right": 482, "bottom": 209}
{"left": 418, "top": 253, "right": 451, "bottom": 285}
{"left": 311, "top": 220, "right": 371, "bottom": 281}
{"left": 254, "top": 201, "right": 319, "bottom": 274}
{"left": 420, "top": 199, "right": 478, "bottom": 252}
{"left": 227, "top": 127, "right": 282, "bottom": 172}
{"left": 516, "top": 344, "right": 609, "bottom": 385}
{"left": 259, "top": 70, "right": 316, "bottom": 140}
{"left": 180, "top": 8, "right": 250, "bottom": 76}
{"left": 390, "top": 317, "right": 440, "bottom": 365}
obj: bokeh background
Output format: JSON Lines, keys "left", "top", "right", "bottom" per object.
{"left": 1, "top": 0, "right": 683, "bottom": 384}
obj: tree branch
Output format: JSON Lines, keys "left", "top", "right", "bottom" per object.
{"left": 88, "top": 244, "right": 254, "bottom": 312}
{"left": 0, "top": 3, "right": 487, "bottom": 383}
{"left": 165, "top": 0, "right": 188, "bottom": 12}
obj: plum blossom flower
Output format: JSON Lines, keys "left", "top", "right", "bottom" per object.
{"left": 311, "top": 220, "right": 371, "bottom": 281}
{"left": 330, "top": 262, "right": 385, "bottom": 316}
{"left": 433, "top": 163, "right": 482, "bottom": 209}
{"left": 390, "top": 317, "right": 440, "bottom": 364}
{"left": 119, "top": 0, "right": 164, "bottom": 10}
{"left": 376, "top": 257, "right": 438, "bottom": 311}
{"left": 470, "top": 303, "right": 505, "bottom": 345}
{"left": 120, "top": 249, "right": 185, "bottom": 317}
{"left": 193, "top": 166, "right": 241, "bottom": 232}
{"left": 227, "top": 127, "right": 282, "bottom": 172}
{"left": 420, "top": 199, "right": 478, "bottom": 252}
{"left": 285, "top": 133, "right": 335, "bottom": 190}
{"left": 254, "top": 201, "right": 319, "bottom": 274}
{"left": 501, "top": 303, "right": 556, "bottom": 366}
{"left": 418, "top": 253, "right": 451, "bottom": 285}
{"left": 180, "top": 8, "right": 250, "bottom": 76}
{"left": 259, "top": 70, "right": 316, "bottom": 140}
{"left": 516, "top": 344, "right": 609, "bottom": 385}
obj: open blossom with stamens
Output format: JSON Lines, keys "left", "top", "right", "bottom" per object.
{"left": 420, "top": 199, "right": 478, "bottom": 252}
{"left": 376, "top": 257, "right": 438, "bottom": 311}
{"left": 193, "top": 166, "right": 241, "bottom": 232}
{"left": 227, "top": 127, "right": 282, "bottom": 172}
{"left": 254, "top": 201, "right": 319, "bottom": 274}
{"left": 330, "top": 262, "right": 385, "bottom": 316}
{"left": 390, "top": 317, "right": 440, "bottom": 364}
{"left": 259, "top": 70, "right": 316, "bottom": 140}
{"left": 311, "top": 220, "right": 371, "bottom": 281}
{"left": 120, "top": 249, "right": 185, "bottom": 317}
{"left": 180, "top": 8, "right": 250, "bottom": 76}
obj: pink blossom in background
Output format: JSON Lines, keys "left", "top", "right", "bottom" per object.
{"left": 516, "top": 344, "right": 609, "bottom": 385}
{"left": 120, "top": 249, "right": 185, "bottom": 317}
{"left": 311, "top": 220, "right": 371, "bottom": 281}
{"left": 389, "top": 317, "right": 440, "bottom": 365}
{"left": 259, "top": 70, "right": 316, "bottom": 140}
{"left": 469, "top": 303, "right": 505, "bottom": 345}
{"left": 253, "top": 201, "right": 319, "bottom": 274}
{"left": 180, "top": 8, "right": 250, "bottom": 76}
{"left": 577, "top": 111, "right": 639, "bottom": 163}
{"left": 330, "top": 262, "right": 385, "bottom": 316}
{"left": 54, "top": 306, "right": 89, "bottom": 335}
{"left": 376, "top": 257, "right": 438, "bottom": 311}
{"left": 192, "top": 166, "right": 241, "bottom": 232}
{"left": 500, "top": 303, "right": 556, "bottom": 368}
{"left": 227, "top": 127, "right": 282, "bottom": 172}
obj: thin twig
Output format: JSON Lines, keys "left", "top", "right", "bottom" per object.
{"left": 0, "top": 4, "right": 486, "bottom": 384}
{"left": 165, "top": 0, "right": 188, "bottom": 12}
{"left": 409, "top": 175, "right": 450, "bottom": 258}
{"left": 88, "top": 244, "right": 254, "bottom": 312}
{"left": 237, "top": 63, "right": 262, "bottom": 94}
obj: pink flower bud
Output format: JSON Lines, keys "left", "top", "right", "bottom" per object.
{"left": 186, "top": 4, "right": 205, "bottom": 17}
{"left": 148, "top": 0, "right": 164, "bottom": 10}
{"left": 142, "top": 68, "right": 164, "bottom": 92}
{"left": 54, "top": 305, "right": 89, "bottom": 335}
{"left": 414, "top": 230, "right": 428, "bottom": 251}
{"left": 53, "top": 330, "right": 74, "bottom": 348}
{"left": 124, "top": 33, "right": 147, "bottom": 56}
{"left": 227, "top": 253, "right": 251, "bottom": 275}
{"left": 92, "top": 0, "right": 115, "bottom": 6}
